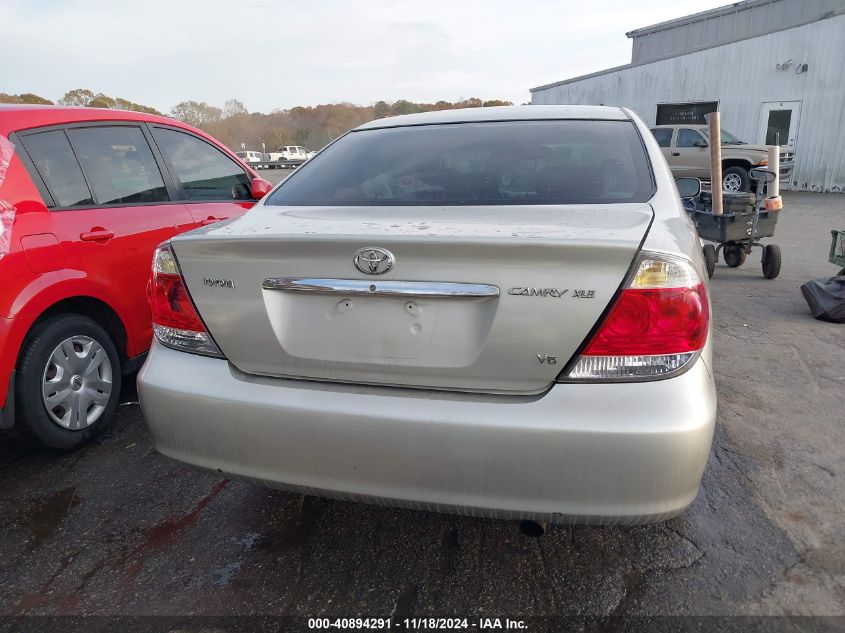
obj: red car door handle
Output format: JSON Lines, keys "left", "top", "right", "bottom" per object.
{"left": 201, "top": 216, "right": 221, "bottom": 226}
{"left": 79, "top": 229, "right": 115, "bottom": 242}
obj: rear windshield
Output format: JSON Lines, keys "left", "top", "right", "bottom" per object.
{"left": 266, "top": 120, "right": 654, "bottom": 206}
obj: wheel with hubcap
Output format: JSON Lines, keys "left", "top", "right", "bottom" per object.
{"left": 14, "top": 314, "right": 121, "bottom": 450}
{"left": 703, "top": 244, "right": 717, "bottom": 278}
{"left": 762, "top": 244, "right": 782, "bottom": 280}
{"left": 722, "top": 166, "right": 750, "bottom": 192}
{"left": 723, "top": 243, "right": 747, "bottom": 268}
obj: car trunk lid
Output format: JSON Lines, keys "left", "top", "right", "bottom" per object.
{"left": 171, "top": 204, "right": 652, "bottom": 394}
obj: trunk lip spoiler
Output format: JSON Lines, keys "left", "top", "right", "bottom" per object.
{"left": 262, "top": 278, "right": 500, "bottom": 298}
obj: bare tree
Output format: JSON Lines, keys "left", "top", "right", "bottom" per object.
{"left": 223, "top": 99, "right": 248, "bottom": 118}
{"left": 56, "top": 88, "right": 161, "bottom": 114}
{"left": 59, "top": 89, "right": 95, "bottom": 106}
{"left": 0, "top": 92, "right": 54, "bottom": 105}
{"left": 170, "top": 101, "right": 223, "bottom": 127}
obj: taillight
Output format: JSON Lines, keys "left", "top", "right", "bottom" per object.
{"left": 563, "top": 252, "right": 709, "bottom": 381}
{"left": 150, "top": 244, "right": 223, "bottom": 357}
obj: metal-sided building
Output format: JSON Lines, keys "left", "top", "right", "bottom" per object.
{"left": 530, "top": 0, "right": 845, "bottom": 192}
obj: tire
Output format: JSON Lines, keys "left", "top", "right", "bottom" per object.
{"left": 723, "top": 243, "right": 747, "bottom": 268}
{"left": 14, "top": 314, "right": 121, "bottom": 451}
{"left": 762, "top": 244, "right": 782, "bottom": 280}
{"left": 722, "top": 166, "right": 750, "bottom": 192}
{"left": 703, "top": 244, "right": 717, "bottom": 279}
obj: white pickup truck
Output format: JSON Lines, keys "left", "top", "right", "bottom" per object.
{"left": 265, "top": 145, "right": 315, "bottom": 163}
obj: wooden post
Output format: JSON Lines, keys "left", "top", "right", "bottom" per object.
{"left": 767, "top": 145, "right": 780, "bottom": 197}
{"left": 707, "top": 112, "right": 723, "bottom": 215}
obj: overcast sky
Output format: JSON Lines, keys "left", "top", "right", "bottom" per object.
{"left": 4, "top": 0, "right": 729, "bottom": 114}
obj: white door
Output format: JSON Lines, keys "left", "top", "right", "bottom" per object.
{"left": 758, "top": 101, "right": 801, "bottom": 147}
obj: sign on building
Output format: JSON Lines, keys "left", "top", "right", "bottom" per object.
{"left": 656, "top": 101, "right": 718, "bottom": 125}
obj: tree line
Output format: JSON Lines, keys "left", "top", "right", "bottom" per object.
{"left": 0, "top": 90, "right": 513, "bottom": 152}
{"left": 1, "top": 89, "right": 162, "bottom": 115}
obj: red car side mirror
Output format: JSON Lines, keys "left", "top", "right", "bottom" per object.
{"left": 250, "top": 177, "right": 273, "bottom": 199}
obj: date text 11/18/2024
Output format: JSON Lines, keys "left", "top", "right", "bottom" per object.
{"left": 307, "top": 617, "right": 528, "bottom": 630}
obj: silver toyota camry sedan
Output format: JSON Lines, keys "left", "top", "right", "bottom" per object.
{"left": 138, "top": 105, "right": 716, "bottom": 524}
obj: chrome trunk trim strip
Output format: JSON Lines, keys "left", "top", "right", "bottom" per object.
{"left": 262, "top": 278, "right": 500, "bottom": 298}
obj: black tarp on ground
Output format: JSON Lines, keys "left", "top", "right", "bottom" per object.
{"left": 801, "top": 274, "right": 845, "bottom": 323}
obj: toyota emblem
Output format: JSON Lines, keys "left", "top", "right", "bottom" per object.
{"left": 353, "top": 247, "right": 394, "bottom": 275}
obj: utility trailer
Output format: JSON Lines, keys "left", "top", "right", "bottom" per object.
{"left": 252, "top": 159, "right": 305, "bottom": 170}
{"left": 260, "top": 145, "right": 315, "bottom": 169}
{"left": 693, "top": 168, "right": 783, "bottom": 279}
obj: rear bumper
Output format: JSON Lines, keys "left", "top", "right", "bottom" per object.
{"left": 138, "top": 342, "right": 717, "bottom": 524}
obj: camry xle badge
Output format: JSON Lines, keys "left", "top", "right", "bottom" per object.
{"left": 354, "top": 247, "right": 394, "bottom": 275}
{"left": 508, "top": 287, "right": 569, "bottom": 298}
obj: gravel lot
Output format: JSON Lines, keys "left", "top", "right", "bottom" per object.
{"left": 0, "top": 192, "right": 842, "bottom": 623}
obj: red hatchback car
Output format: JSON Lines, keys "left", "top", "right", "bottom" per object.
{"left": 0, "top": 105, "right": 272, "bottom": 450}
